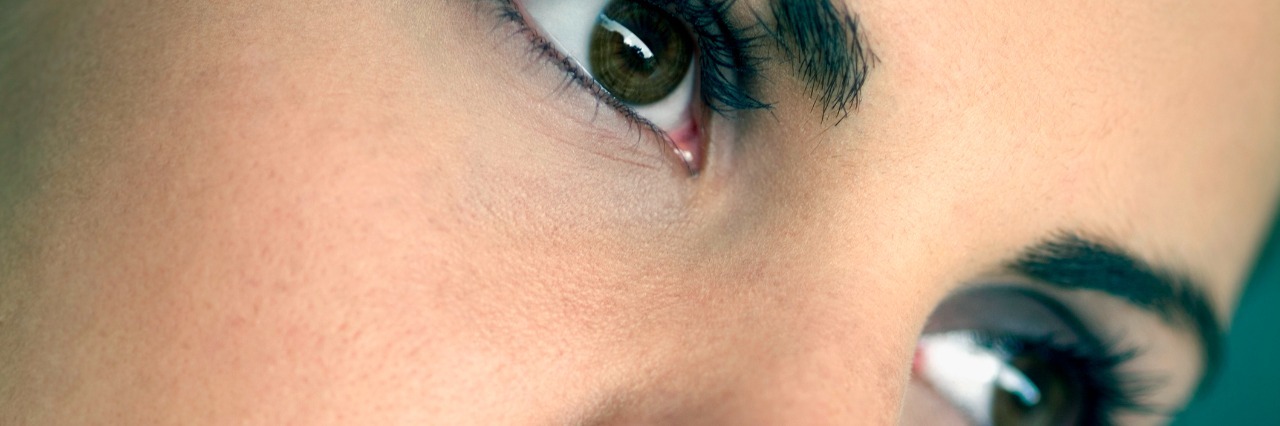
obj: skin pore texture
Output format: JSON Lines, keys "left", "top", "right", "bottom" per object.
{"left": 2, "top": 0, "right": 1279, "bottom": 424}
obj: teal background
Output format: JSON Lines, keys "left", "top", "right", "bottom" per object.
{"left": 1175, "top": 208, "right": 1280, "bottom": 424}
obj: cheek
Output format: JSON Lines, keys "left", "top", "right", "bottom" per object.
{"left": 14, "top": 4, "right": 929, "bottom": 421}
{"left": 396, "top": 108, "right": 928, "bottom": 419}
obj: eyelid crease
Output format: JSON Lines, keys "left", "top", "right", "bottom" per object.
{"left": 489, "top": 0, "right": 775, "bottom": 118}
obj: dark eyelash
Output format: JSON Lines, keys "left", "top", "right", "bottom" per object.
{"left": 763, "top": 0, "right": 873, "bottom": 122}
{"left": 484, "top": 0, "right": 770, "bottom": 120}
{"left": 650, "top": 0, "right": 771, "bottom": 113}
{"left": 972, "top": 332, "right": 1163, "bottom": 426}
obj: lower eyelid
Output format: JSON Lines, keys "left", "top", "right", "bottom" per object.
{"left": 473, "top": 0, "right": 688, "bottom": 170}
{"left": 487, "top": 0, "right": 707, "bottom": 173}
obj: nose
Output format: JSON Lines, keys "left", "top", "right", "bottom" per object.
{"left": 571, "top": 352, "right": 913, "bottom": 425}
{"left": 561, "top": 295, "right": 922, "bottom": 426}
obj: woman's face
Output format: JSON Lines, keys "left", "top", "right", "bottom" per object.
{"left": 4, "top": 0, "right": 1279, "bottom": 424}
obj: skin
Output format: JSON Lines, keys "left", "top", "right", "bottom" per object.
{"left": 2, "top": 0, "right": 1278, "bottom": 424}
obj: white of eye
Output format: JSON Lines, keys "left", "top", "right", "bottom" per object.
{"left": 916, "top": 332, "right": 1042, "bottom": 426}
{"left": 522, "top": 0, "right": 697, "bottom": 130}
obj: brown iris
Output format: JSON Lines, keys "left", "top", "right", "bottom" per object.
{"left": 589, "top": 0, "right": 694, "bottom": 106}
{"left": 992, "top": 355, "right": 1082, "bottom": 426}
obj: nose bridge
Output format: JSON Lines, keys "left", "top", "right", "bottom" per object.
{"left": 719, "top": 264, "right": 920, "bottom": 424}
{"left": 724, "top": 262, "right": 920, "bottom": 425}
{"left": 577, "top": 183, "right": 930, "bottom": 425}
{"left": 583, "top": 284, "right": 918, "bottom": 426}
{"left": 727, "top": 343, "right": 911, "bottom": 425}
{"left": 587, "top": 338, "right": 913, "bottom": 426}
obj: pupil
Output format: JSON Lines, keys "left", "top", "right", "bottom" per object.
{"left": 616, "top": 31, "right": 655, "bottom": 75}
{"left": 589, "top": 0, "right": 694, "bottom": 106}
{"left": 991, "top": 356, "right": 1080, "bottom": 426}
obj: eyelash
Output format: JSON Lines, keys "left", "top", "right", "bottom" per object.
{"left": 972, "top": 331, "right": 1159, "bottom": 425}
{"left": 484, "top": 0, "right": 770, "bottom": 134}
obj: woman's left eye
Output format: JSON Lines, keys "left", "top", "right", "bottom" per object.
{"left": 916, "top": 332, "right": 1084, "bottom": 426}
{"left": 913, "top": 287, "right": 1150, "bottom": 425}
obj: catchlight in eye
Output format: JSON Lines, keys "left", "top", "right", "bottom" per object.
{"left": 913, "top": 287, "right": 1145, "bottom": 426}
{"left": 522, "top": 0, "right": 707, "bottom": 171}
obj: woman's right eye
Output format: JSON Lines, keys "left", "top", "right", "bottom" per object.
{"left": 512, "top": 0, "right": 713, "bottom": 172}
{"left": 524, "top": 0, "right": 699, "bottom": 130}
{"left": 495, "top": 0, "right": 771, "bottom": 174}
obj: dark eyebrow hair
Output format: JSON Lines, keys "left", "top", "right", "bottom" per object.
{"left": 753, "top": 0, "right": 876, "bottom": 122}
{"left": 1009, "top": 233, "right": 1223, "bottom": 394}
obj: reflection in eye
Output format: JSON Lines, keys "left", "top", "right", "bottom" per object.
{"left": 590, "top": 1, "right": 694, "bottom": 107}
{"left": 918, "top": 332, "right": 1075, "bottom": 425}
{"left": 915, "top": 288, "right": 1154, "bottom": 425}
{"left": 495, "top": 0, "right": 770, "bottom": 173}
{"left": 526, "top": 0, "right": 695, "bottom": 129}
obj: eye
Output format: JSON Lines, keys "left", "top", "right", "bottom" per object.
{"left": 522, "top": 0, "right": 704, "bottom": 169}
{"left": 913, "top": 287, "right": 1149, "bottom": 425}
{"left": 590, "top": 1, "right": 695, "bottom": 107}
{"left": 916, "top": 332, "right": 1084, "bottom": 425}
{"left": 524, "top": 0, "right": 696, "bottom": 126}
{"left": 994, "top": 352, "right": 1079, "bottom": 424}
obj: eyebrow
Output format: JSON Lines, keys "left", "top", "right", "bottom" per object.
{"left": 1009, "top": 233, "right": 1223, "bottom": 393}
{"left": 754, "top": 0, "right": 876, "bottom": 122}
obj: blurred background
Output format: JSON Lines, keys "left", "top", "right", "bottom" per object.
{"left": 1175, "top": 207, "right": 1280, "bottom": 424}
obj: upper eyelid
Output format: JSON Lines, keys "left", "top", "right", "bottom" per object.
{"left": 643, "top": 0, "right": 878, "bottom": 122}
{"left": 489, "top": 0, "right": 881, "bottom": 122}
{"left": 1001, "top": 286, "right": 1108, "bottom": 349}
{"left": 930, "top": 284, "right": 1112, "bottom": 351}
{"left": 501, "top": 0, "right": 771, "bottom": 115}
